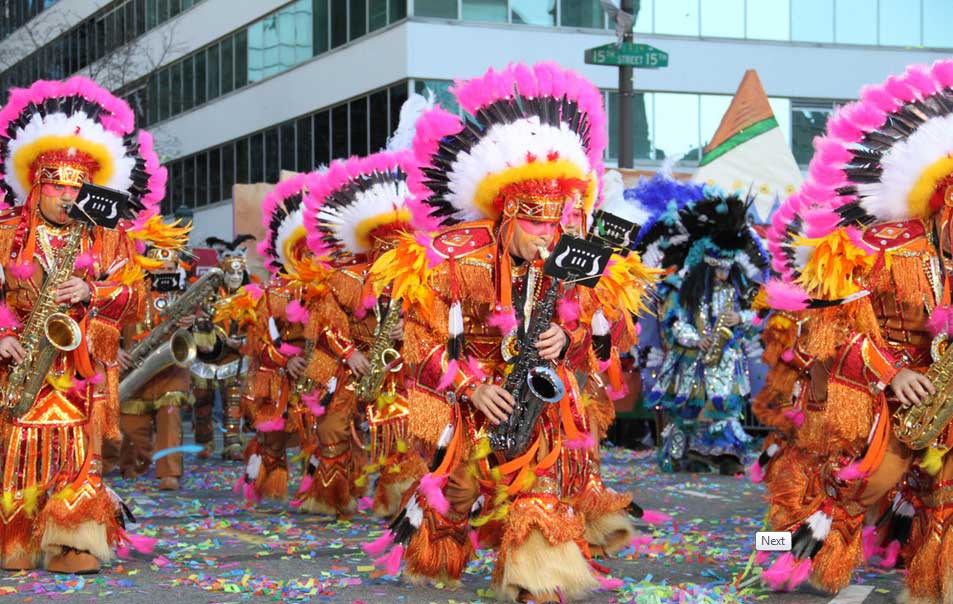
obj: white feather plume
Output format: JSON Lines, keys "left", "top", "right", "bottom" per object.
{"left": 600, "top": 169, "right": 650, "bottom": 225}
{"left": 387, "top": 91, "right": 436, "bottom": 152}
{"left": 316, "top": 180, "right": 411, "bottom": 255}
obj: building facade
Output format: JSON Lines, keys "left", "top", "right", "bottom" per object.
{"left": 2, "top": 0, "right": 952, "bottom": 243}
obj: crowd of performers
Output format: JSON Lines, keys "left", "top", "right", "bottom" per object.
{"left": 2, "top": 56, "right": 953, "bottom": 604}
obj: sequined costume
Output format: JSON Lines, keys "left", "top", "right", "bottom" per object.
{"left": 116, "top": 248, "right": 193, "bottom": 491}
{"left": 758, "top": 59, "right": 953, "bottom": 603}
{"left": 362, "top": 62, "right": 648, "bottom": 603}
{"left": 638, "top": 187, "right": 768, "bottom": 473}
{"left": 295, "top": 147, "right": 429, "bottom": 519}
{"left": 0, "top": 77, "right": 168, "bottom": 573}
{"left": 192, "top": 237, "right": 256, "bottom": 461}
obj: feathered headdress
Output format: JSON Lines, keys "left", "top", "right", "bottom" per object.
{"left": 407, "top": 61, "right": 607, "bottom": 230}
{"left": 303, "top": 150, "right": 414, "bottom": 259}
{"left": 257, "top": 174, "right": 309, "bottom": 275}
{"left": 0, "top": 77, "right": 165, "bottom": 213}
{"left": 207, "top": 234, "right": 255, "bottom": 259}
{"left": 767, "top": 58, "right": 953, "bottom": 310}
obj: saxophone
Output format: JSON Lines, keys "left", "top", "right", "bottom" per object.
{"left": 118, "top": 268, "right": 223, "bottom": 400}
{"left": 291, "top": 336, "right": 317, "bottom": 398}
{"left": 1, "top": 224, "right": 85, "bottom": 417}
{"left": 702, "top": 295, "right": 735, "bottom": 367}
{"left": 489, "top": 257, "right": 565, "bottom": 459}
{"left": 892, "top": 335, "right": 953, "bottom": 450}
{"left": 355, "top": 298, "right": 403, "bottom": 404}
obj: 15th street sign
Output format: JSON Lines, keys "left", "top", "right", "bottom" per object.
{"left": 585, "top": 42, "right": 668, "bottom": 68}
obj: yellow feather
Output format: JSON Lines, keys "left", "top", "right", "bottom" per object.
{"left": 46, "top": 373, "right": 74, "bottom": 392}
{"left": 794, "top": 230, "right": 874, "bottom": 299}
{"left": 920, "top": 446, "right": 949, "bottom": 476}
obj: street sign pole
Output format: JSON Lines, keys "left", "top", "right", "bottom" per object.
{"left": 618, "top": 0, "right": 637, "bottom": 169}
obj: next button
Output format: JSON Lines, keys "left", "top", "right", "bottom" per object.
{"left": 755, "top": 531, "right": 792, "bottom": 551}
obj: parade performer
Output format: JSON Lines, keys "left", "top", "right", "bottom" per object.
{"left": 641, "top": 187, "right": 768, "bottom": 474}
{"left": 192, "top": 235, "right": 256, "bottom": 460}
{"left": 0, "top": 76, "right": 167, "bottom": 573}
{"left": 758, "top": 59, "right": 953, "bottom": 603}
{"left": 236, "top": 175, "right": 332, "bottom": 504}
{"left": 115, "top": 243, "right": 192, "bottom": 491}
{"left": 297, "top": 149, "right": 427, "bottom": 519}
{"left": 363, "top": 62, "right": 649, "bottom": 603}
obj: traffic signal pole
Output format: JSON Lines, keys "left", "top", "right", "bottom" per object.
{"left": 618, "top": 0, "right": 637, "bottom": 169}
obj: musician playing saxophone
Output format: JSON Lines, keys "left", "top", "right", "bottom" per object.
{"left": 109, "top": 248, "right": 194, "bottom": 491}
{"left": 0, "top": 77, "right": 166, "bottom": 574}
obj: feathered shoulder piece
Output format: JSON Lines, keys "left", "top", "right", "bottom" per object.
{"left": 212, "top": 284, "right": 260, "bottom": 328}
{"left": 591, "top": 252, "right": 662, "bottom": 321}
{"left": 368, "top": 231, "right": 442, "bottom": 314}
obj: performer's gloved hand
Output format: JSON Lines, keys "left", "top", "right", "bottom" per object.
{"left": 117, "top": 348, "right": 133, "bottom": 370}
{"left": 0, "top": 336, "right": 26, "bottom": 364}
{"left": 346, "top": 350, "right": 371, "bottom": 377}
{"left": 536, "top": 323, "right": 568, "bottom": 361}
{"left": 472, "top": 384, "right": 514, "bottom": 425}
{"left": 55, "top": 277, "right": 90, "bottom": 305}
{"left": 723, "top": 311, "right": 741, "bottom": 327}
{"left": 890, "top": 368, "right": 936, "bottom": 407}
{"left": 287, "top": 356, "right": 307, "bottom": 380}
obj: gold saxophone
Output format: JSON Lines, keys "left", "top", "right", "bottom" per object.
{"left": 291, "top": 337, "right": 317, "bottom": 398}
{"left": 118, "top": 268, "right": 223, "bottom": 401}
{"left": 702, "top": 296, "right": 735, "bottom": 367}
{"left": 1, "top": 224, "right": 85, "bottom": 417}
{"left": 892, "top": 335, "right": 953, "bottom": 450}
{"left": 355, "top": 298, "right": 403, "bottom": 404}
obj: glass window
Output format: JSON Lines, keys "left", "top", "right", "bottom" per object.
{"left": 158, "top": 67, "right": 170, "bottom": 122}
{"left": 195, "top": 50, "right": 207, "bottom": 105}
{"left": 182, "top": 56, "right": 194, "bottom": 111}
{"left": 277, "top": 10, "right": 296, "bottom": 74}
{"left": 169, "top": 0, "right": 181, "bottom": 18}
{"left": 350, "top": 96, "right": 368, "bottom": 157}
{"left": 834, "top": 0, "right": 875, "bottom": 44}
{"left": 296, "top": 116, "right": 313, "bottom": 171}
{"left": 234, "top": 29, "right": 248, "bottom": 89}
{"left": 294, "top": 0, "right": 313, "bottom": 62}
{"left": 415, "top": 0, "right": 457, "bottom": 18}
{"left": 248, "top": 20, "right": 264, "bottom": 82}
{"left": 792, "top": 0, "right": 833, "bottom": 43}
{"left": 351, "top": 0, "right": 367, "bottom": 40}
{"left": 370, "top": 0, "right": 388, "bottom": 29}
{"left": 923, "top": 0, "right": 953, "bottom": 48}
{"left": 196, "top": 153, "right": 209, "bottom": 207}
{"left": 314, "top": 0, "right": 329, "bottom": 53}
{"left": 746, "top": 0, "right": 789, "bottom": 40}
{"left": 390, "top": 82, "right": 408, "bottom": 136}
{"left": 792, "top": 103, "right": 833, "bottom": 165}
{"left": 209, "top": 147, "right": 222, "bottom": 203}
{"left": 170, "top": 61, "right": 183, "bottom": 117}
{"left": 146, "top": 0, "right": 157, "bottom": 28}
{"left": 369, "top": 89, "right": 389, "bottom": 152}
{"left": 331, "top": 0, "right": 347, "bottom": 47}
{"left": 562, "top": 0, "right": 605, "bottom": 28}
{"left": 221, "top": 143, "right": 235, "bottom": 198}
{"left": 135, "top": 0, "right": 147, "bottom": 35}
{"left": 699, "top": 94, "right": 731, "bottom": 150}
{"left": 158, "top": 0, "right": 169, "bottom": 22}
{"left": 181, "top": 156, "right": 195, "bottom": 208}
{"left": 265, "top": 128, "right": 280, "bottom": 182}
{"left": 172, "top": 157, "right": 185, "bottom": 209}
{"left": 250, "top": 133, "right": 264, "bottom": 182}
{"left": 235, "top": 137, "right": 249, "bottom": 184}
{"left": 314, "top": 110, "right": 331, "bottom": 167}
{"left": 389, "top": 0, "right": 406, "bottom": 21}
{"left": 207, "top": 43, "right": 220, "bottom": 99}
{"left": 463, "top": 0, "right": 507, "bottom": 23}
{"left": 332, "top": 104, "right": 349, "bottom": 159}
{"left": 607, "top": 91, "right": 654, "bottom": 161}
{"left": 701, "top": 0, "right": 743, "bottom": 37}
{"left": 511, "top": 0, "right": 556, "bottom": 25}
{"left": 280, "top": 121, "right": 296, "bottom": 172}
{"left": 655, "top": 0, "right": 699, "bottom": 36}
{"left": 653, "top": 92, "right": 699, "bottom": 161}
{"left": 221, "top": 36, "right": 234, "bottom": 95}
{"left": 147, "top": 74, "right": 159, "bottom": 125}
{"left": 878, "top": 0, "right": 919, "bottom": 46}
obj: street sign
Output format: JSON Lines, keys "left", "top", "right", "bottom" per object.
{"left": 584, "top": 42, "right": 668, "bottom": 68}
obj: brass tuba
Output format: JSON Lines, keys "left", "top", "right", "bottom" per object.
{"left": 118, "top": 268, "right": 223, "bottom": 400}
{"left": 892, "top": 334, "right": 953, "bottom": 450}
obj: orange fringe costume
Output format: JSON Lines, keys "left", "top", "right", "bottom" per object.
{"left": 236, "top": 175, "right": 331, "bottom": 505}
{"left": 362, "top": 62, "right": 628, "bottom": 602}
{"left": 294, "top": 151, "right": 429, "bottom": 519}
{"left": 759, "top": 59, "right": 953, "bottom": 603}
{"left": 0, "top": 76, "right": 168, "bottom": 572}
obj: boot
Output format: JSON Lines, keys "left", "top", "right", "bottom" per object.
{"left": 159, "top": 476, "right": 180, "bottom": 490}
{"left": 47, "top": 548, "right": 100, "bottom": 574}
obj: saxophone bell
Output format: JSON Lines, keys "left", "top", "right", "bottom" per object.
{"left": 526, "top": 365, "right": 564, "bottom": 404}
{"left": 381, "top": 347, "right": 402, "bottom": 373}
{"left": 44, "top": 312, "right": 82, "bottom": 352}
{"left": 169, "top": 328, "right": 198, "bottom": 368}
